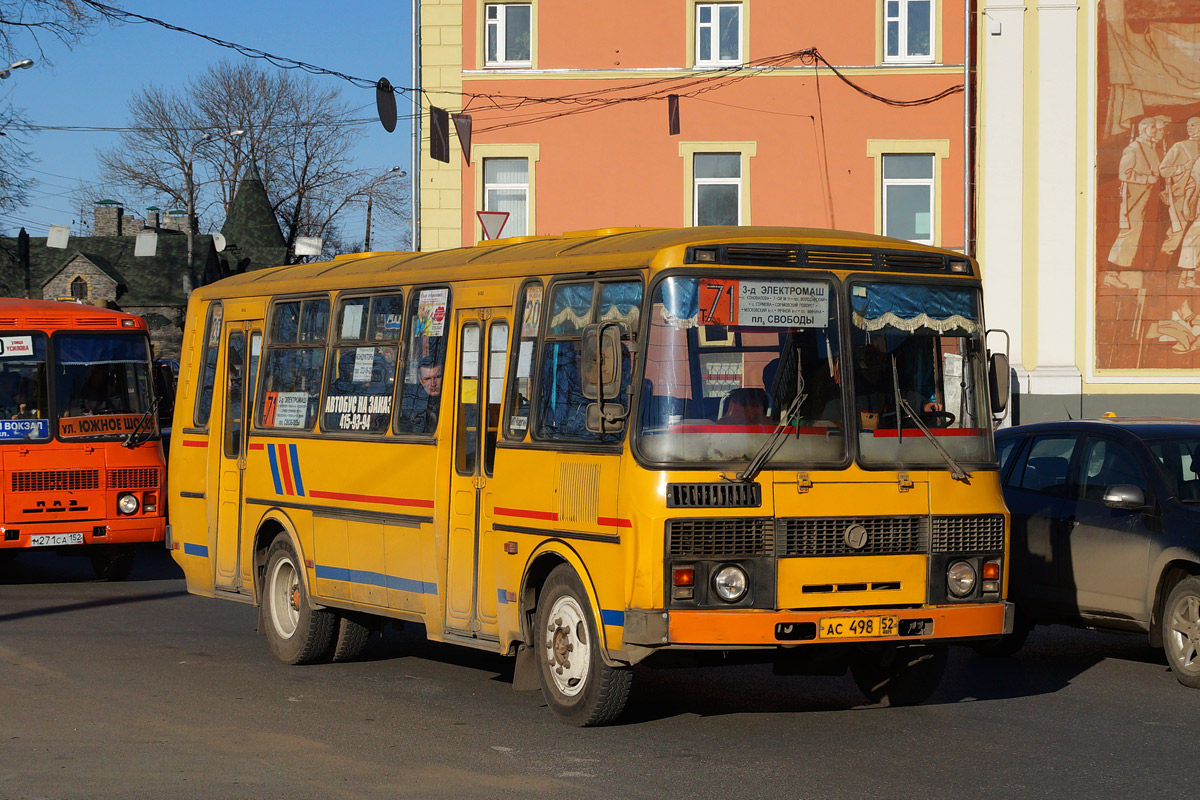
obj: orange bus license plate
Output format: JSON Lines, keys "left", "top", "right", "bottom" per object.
{"left": 819, "top": 615, "right": 897, "bottom": 639}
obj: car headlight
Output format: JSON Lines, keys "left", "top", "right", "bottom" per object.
{"left": 947, "top": 560, "right": 977, "bottom": 597}
{"left": 713, "top": 565, "right": 748, "bottom": 602}
{"left": 117, "top": 493, "right": 139, "bottom": 515}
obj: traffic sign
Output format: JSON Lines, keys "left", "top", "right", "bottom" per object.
{"left": 477, "top": 210, "right": 510, "bottom": 241}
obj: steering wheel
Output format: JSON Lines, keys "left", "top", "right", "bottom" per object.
{"left": 920, "top": 410, "right": 956, "bottom": 428}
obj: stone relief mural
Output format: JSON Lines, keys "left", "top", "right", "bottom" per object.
{"left": 1097, "top": 0, "right": 1200, "bottom": 368}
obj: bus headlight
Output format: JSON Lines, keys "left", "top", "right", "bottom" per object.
{"left": 117, "top": 493, "right": 139, "bottom": 515}
{"left": 713, "top": 565, "right": 748, "bottom": 602}
{"left": 947, "top": 561, "right": 977, "bottom": 597}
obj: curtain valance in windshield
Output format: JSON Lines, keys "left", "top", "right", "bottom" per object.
{"left": 851, "top": 284, "right": 978, "bottom": 335}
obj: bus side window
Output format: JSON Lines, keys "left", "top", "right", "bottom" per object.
{"left": 394, "top": 287, "right": 451, "bottom": 436}
{"left": 534, "top": 279, "right": 640, "bottom": 444}
{"left": 194, "top": 301, "right": 223, "bottom": 427}
{"left": 258, "top": 298, "right": 329, "bottom": 431}
{"left": 322, "top": 293, "right": 401, "bottom": 435}
{"left": 503, "top": 280, "right": 542, "bottom": 441}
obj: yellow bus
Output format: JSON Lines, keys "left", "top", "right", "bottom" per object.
{"left": 168, "top": 226, "right": 1012, "bottom": 725}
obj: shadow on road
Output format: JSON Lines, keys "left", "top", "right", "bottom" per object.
{"left": 0, "top": 544, "right": 183, "bottom": 585}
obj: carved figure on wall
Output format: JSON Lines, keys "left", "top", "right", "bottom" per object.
{"left": 1106, "top": 117, "right": 1162, "bottom": 283}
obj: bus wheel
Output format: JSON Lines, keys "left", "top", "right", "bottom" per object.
{"left": 850, "top": 644, "right": 947, "bottom": 706}
{"left": 90, "top": 547, "right": 135, "bottom": 581}
{"left": 328, "top": 613, "right": 372, "bottom": 663}
{"left": 262, "top": 536, "right": 335, "bottom": 665}
{"left": 1163, "top": 576, "right": 1200, "bottom": 689}
{"left": 534, "top": 564, "right": 631, "bottom": 726}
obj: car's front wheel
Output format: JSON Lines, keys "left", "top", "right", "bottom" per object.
{"left": 1163, "top": 576, "right": 1200, "bottom": 688}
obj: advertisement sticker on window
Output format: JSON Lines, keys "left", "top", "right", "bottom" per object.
{"left": 352, "top": 347, "right": 375, "bottom": 382}
{"left": 698, "top": 279, "right": 829, "bottom": 328}
{"left": 415, "top": 289, "right": 448, "bottom": 338}
{"left": 0, "top": 336, "right": 34, "bottom": 357}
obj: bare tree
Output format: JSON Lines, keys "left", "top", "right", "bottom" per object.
{"left": 0, "top": 102, "right": 34, "bottom": 216}
{"left": 98, "top": 60, "right": 410, "bottom": 262}
{"left": 0, "top": 0, "right": 104, "bottom": 62}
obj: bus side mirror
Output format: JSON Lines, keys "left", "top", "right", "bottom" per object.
{"left": 154, "top": 361, "right": 177, "bottom": 425}
{"left": 582, "top": 323, "right": 627, "bottom": 434}
{"left": 988, "top": 352, "right": 1010, "bottom": 414}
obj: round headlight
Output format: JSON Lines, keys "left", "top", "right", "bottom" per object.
{"left": 947, "top": 561, "right": 977, "bottom": 597}
{"left": 117, "top": 493, "right": 139, "bottom": 515}
{"left": 713, "top": 565, "right": 748, "bottom": 602}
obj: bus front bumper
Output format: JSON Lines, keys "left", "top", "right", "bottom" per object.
{"left": 624, "top": 601, "right": 1012, "bottom": 648}
{"left": 0, "top": 517, "right": 166, "bottom": 549}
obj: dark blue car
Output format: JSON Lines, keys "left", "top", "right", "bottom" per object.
{"left": 994, "top": 417, "right": 1200, "bottom": 688}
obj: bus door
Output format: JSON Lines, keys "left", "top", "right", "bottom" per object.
{"left": 445, "top": 308, "right": 510, "bottom": 638}
{"left": 214, "top": 322, "right": 262, "bottom": 592}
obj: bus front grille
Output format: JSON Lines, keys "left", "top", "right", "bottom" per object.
{"left": 108, "top": 468, "right": 160, "bottom": 490}
{"left": 11, "top": 469, "right": 101, "bottom": 493}
{"left": 931, "top": 514, "right": 1005, "bottom": 553}
{"left": 667, "top": 482, "right": 762, "bottom": 509}
{"left": 778, "top": 516, "right": 929, "bottom": 557}
{"left": 666, "top": 518, "right": 773, "bottom": 557}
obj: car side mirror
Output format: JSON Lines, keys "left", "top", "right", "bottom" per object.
{"left": 988, "top": 352, "right": 1010, "bottom": 414}
{"left": 1103, "top": 484, "right": 1148, "bottom": 510}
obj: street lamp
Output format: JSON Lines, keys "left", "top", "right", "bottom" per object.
{"left": 365, "top": 166, "right": 405, "bottom": 251}
{"left": 185, "top": 129, "right": 245, "bottom": 287}
{"left": 0, "top": 58, "right": 34, "bottom": 80}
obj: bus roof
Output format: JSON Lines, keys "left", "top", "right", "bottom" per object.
{"left": 0, "top": 298, "right": 148, "bottom": 331}
{"left": 191, "top": 225, "right": 977, "bottom": 300}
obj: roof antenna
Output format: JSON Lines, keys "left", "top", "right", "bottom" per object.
{"left": 1062, "top": 399, "right": 1074, "bottom": 421}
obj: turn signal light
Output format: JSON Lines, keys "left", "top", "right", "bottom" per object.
{"left": 672, "top": 567, "right": 695, "bottom": 586}
{"left": 982, "top": 561, "right": 1000, "bottom": 581}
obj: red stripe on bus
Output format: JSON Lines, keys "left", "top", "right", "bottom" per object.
{"left": 248, "top": 443, "right": 264, "bottom": 450}
{"left": 871, "top": 428, "right": 984, "bottom": 438}
{"left": 277, "top": 444, "right": 295, "bottom": 495}
{"left": 669, "top": 425, "right": 808, "bottom": 434}
{"left": 181, "top": 439, "right": 207, "bottom": 447}
{"left": 598, "top": 517, "right": 633, "bottom": 528}
{"left": 494, "top": 506, "right": 559, "bottom": 522}
{"left": 308, "top": 490, "right": 435, "bottom": 509}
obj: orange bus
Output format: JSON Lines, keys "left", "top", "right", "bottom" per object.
{"left": 0, "top": 299, "right": 166, "bottom": 579}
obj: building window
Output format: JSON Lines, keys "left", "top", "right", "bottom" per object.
{"left": 70, "top": 277, "right": 88, "bottom": 300}
{"left": 696, "top": 3, "right": 742, "bottom": 66}
{"left": 483, "top": 158, "right": 529, "bottom": 237}
{"left": 884, "top": 0, "right": 933, "bottom": 62}
{"left": 882, "top": 153, "right": 934, "bottom": 244}
{"left": 694, "top": 153, "right": 741, "bottom": 226}
{"left": 485, "top": 3, "right": 531, "bottom": 67}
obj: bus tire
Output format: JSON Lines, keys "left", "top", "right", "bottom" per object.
{"left": 90, "top": 546, "right": 135, "bottom": 581}
{"left": 850, "top": 644, "right": 947, "bottom": 706}
{"left": 534, "top": 564, "right": 631, "bottom": 727}
{"left": 262, "top": 536, "right": 335, "bottom": 665}
{"left": 1163, "top": 576, "right": 1200, "bottom": 689}
{"left": 328, "top": 613, "right": 372, "bottom": 663}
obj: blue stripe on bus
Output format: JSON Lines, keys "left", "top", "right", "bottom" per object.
{"left": 314, "top": 565, "right": 438, "bottom": 595}
{"left": 183, "top": 542, "right": 208, "bottom": 557}
{"left": 266, "top": 445, "right": 283, "bottom": 495}
{"left": 601, "top": 609, "right": 625, "bottom": 627}
{"left": 497, "top": 588, "right": 509, "bottom": 604}
{"left": 288, "top": 443, "right": 305, "bottom": 497}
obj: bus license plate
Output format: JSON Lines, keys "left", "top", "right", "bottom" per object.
{"left": 819, "top": 615, "right": 898, "bottom": 639}
{"left": 30, "top": 532, "right": 85, "bottom": 547}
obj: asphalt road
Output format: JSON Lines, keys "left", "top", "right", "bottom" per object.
{"left": 1, "top": 547, "right": 1193, "bottom": 800}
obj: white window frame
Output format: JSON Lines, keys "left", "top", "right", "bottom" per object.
{"left": 883, "top": 0, "right": 935, "bottom": 63}
{"left": 881, "top": 153, "right": 934, "bottom": 244}
{"left": 867, "top": 140, "right": 949, "bottom": 247}
{"left": 485, "top": 3, "right": 532, "bottom": 68}
{"left": 693, "top": 154, "right": 741, "bottom": 226}
{"left": 679, "top": 142, "right": 756, "bottom": 227}
{"left": 473, "top": 143, "right": 539, "bottom": 243}
{"left": 695, "top": 3, "right": 743, "bottom": 67}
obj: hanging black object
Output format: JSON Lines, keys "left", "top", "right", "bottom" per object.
{"left": 451, "top": 113, "right": 473, "bottom": 165}
{"left": 376, "top": 77, "right": 397, "bottom": 133}
{"left": 430, "top": 106, "right": 450, "bottom": 163}
{"left": 668, "top": 94, "right": 680, "bottom": 136}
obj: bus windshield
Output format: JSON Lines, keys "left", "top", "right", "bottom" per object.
{"left": 0, "top": 333, "right": 49, "bottom": 442}
{"left": 54, "top": 333, "right": 154, "bottom": 440}
{"left": 849, "top": 280, "right": 994, "bottom": 466}
{"left": 638, "top": 274, "right": 845, "bottom": 465}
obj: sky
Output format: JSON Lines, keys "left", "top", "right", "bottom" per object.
{"left": 0, "top": 1, "right": 417, "bottom": 250}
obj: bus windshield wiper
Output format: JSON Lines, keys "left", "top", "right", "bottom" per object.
{"left": 734, "top": 388, "right": 807, "bottom": 484}
{"left": 122, "top": 397, "right": 159, "bottom": 449}
{"left": 895, "top": 395, "right": 972, "bottom": 483}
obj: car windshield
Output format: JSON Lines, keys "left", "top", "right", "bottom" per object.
{"left": 1145, "top": 436, "right": 1200, "bottom": 503}
{"left": 54, "top": 333, "right": 154, "bottom": 440}
{"left": 0, "top": 333, "right": 49, "bottom": 442}
{"left": 637, "top": 274, "right": 846, "bottom": 466}
{"left": 849, "top": 281, "right": 994, "bottom": 466}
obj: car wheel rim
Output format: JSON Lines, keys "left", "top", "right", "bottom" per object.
{"left": 543, "top": 594, "right": 591, "bottom": 698}
{"left": 1167, "top": 592, "right": 1200, "bottom": 676}
{"left": 269, "top": 557, "right": 300, "bottom": 639}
